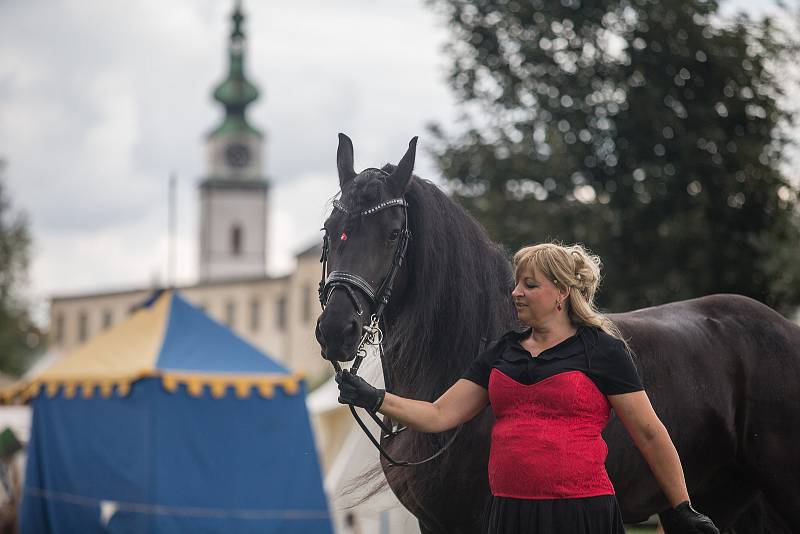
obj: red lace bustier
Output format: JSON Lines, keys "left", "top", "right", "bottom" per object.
{"left": 488, "top": 369, "right": 615, "bottom": 499}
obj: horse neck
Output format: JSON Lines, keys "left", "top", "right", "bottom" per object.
{"left": 382, "top": 193, "right": 514, "bottom": 399}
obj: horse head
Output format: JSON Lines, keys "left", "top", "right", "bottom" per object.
{"left": 315, "top": 133, "right": 417, "bottom": 362}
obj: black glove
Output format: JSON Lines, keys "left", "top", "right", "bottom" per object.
{"left": 336, "top": 370, "right": 385, "bottom": 412}
{"left": 660, "top": 501, "right": 719, "bottom": 534}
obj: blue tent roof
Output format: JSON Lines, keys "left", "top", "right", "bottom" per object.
{"left": 7, "top": 291, "right": 301, "bottom": 402}
{"left": 156, "top": 291, "right": 289, "bottom": 374}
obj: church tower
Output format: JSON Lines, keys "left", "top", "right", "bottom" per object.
{"left": 199, "top": 1, "right": 268, "bottom": 282}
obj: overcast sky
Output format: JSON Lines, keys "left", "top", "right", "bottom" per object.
{"left": 0, "top": 0, "right": 788, "bottom": 324}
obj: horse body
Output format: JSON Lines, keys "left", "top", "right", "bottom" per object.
{"left": 607, "top": 295, "right": 800, "bottom": 531}
{"left": 316, "top": 135, "right": 800, "bottom": 533}
{"left": 383, "top": 294, "right": 800, "bottom": 533}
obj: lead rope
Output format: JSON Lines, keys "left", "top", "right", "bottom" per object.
{"left": 329, "top": 314, "right": 463, "bottom": 467}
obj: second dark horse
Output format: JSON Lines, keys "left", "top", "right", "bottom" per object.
{"left": 315, "top": 134, "right": 800, "bottom": 533}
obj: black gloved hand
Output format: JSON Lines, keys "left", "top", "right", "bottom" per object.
{"left": 660, "top": 501, "right": 720, "bottom": 534}
{"left": 336, "top": 370, "right": 385, "bottom": 412}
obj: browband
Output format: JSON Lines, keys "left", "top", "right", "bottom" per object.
{"left": 333, "top": 197, "right": 408, "bottom": 216}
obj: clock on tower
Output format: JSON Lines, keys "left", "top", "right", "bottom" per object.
{"left": 225, "top": 143, "right": 251, "bottom": 168}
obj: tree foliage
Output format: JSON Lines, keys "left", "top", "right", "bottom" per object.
{"left": 428, "top": 0, "right": 800, "bottom": 314}
{"left": 0, "top": 159, "right": 42, "bottom": 376}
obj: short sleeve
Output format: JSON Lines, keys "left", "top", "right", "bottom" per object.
{"left": 588, "top": 337, "right": 644, "bottom": 395}
{"left": 461, "top": 341, "right": 503, "bottom": 389}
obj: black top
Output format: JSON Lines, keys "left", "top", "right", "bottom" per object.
{"left": 462, "top": 325, "right": 643, "bottom": 396}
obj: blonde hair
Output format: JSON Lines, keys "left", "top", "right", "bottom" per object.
{"left": 512, "top": 242, "right": 626, "bottom": 342}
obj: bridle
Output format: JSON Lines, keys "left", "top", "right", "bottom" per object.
{"left": 320, "top": 195, "right": 410, "bottom": 326}
{"left": 318, "top": 171, "right": 461, "bottom": 467}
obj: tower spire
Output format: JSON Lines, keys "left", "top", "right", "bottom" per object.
{"left": 210, "top": 1, "right": 261, "bottom": 138}
{"left": 199, "top": 0, "right": 269, "bottom": 282}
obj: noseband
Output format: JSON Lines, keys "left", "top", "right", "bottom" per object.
{"left": 318, "top": 174, "right": 461, "bottom": 467}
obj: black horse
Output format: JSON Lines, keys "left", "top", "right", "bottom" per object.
{"left": 315, "top": 135, "right": 800, "bottom": 533}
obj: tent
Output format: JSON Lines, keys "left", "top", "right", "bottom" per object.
{"left": 3, "top": 290, "right": 332, "bottom": 533}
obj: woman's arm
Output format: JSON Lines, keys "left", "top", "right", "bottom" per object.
{"left": 608, "top": 390, "right": 690, "bottom": 507}
{"left": 337, "top": 371, "right": 488, "bottom": 433}
{"left": 380, "top": 379, "right": 489, "bottom": 433}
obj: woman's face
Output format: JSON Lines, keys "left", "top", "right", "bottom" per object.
{"left": 511, "top": 266, "right": 564, "bottom": 326}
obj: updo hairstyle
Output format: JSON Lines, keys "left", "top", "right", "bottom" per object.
{"left": 512, "top": 242, "right": 625, "bottom": 341}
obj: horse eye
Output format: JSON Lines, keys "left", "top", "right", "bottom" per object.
{"left": 388, "top": 229, "right": 401, "bottom": 241}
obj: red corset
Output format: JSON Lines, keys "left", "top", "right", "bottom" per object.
{"left": 488, "top": 369, "right": 615, "bottom": 499}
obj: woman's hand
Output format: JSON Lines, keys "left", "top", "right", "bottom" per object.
{"left": 336, "top": 370, "right": 385, "bottom": 412}
{"left": 336, "top": 375, "right": 488, "bottom": 433}
{"left": 659, "top": 501, "right": 719, "bottom": 534}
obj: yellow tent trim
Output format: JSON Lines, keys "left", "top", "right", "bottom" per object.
{"left": 159, "top": 371, "right": 305, "bottom": 399}
{"left": 0, "top": 370, "right": 305, "bottom": 404}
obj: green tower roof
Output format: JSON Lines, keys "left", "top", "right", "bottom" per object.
{"left": 209, "top": 1, "right": 262, "bottom": 138}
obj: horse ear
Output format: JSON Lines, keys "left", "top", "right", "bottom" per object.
{"left": 337, "top": 133, "right": 357, "bottom": 187}
{"left": 389, "top": 136, "right": 418, "bottom": 193}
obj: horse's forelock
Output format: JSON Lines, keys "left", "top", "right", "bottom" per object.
{"left": 340, "top": 169, "right": 393, "bottom": 211}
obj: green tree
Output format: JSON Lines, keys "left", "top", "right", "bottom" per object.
{"left": 0, "top": 159, "right": 42, "bottom": 376}
{"left": 429, "top": 0, "right": 800, "bottom": 313}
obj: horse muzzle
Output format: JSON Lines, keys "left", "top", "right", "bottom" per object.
{"left": 315, "top": 304, "right": 365, "bottom": 362}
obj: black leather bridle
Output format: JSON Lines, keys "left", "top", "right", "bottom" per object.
{"left": 319, "top": 173, "right": 461, "bottom": 467}
{"left": 320, "top": 195, "right": 410, "bottom": 329}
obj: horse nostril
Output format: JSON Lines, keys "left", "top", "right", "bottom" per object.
{"left": 343, "top": 320, "right": 359, "bottom": 341}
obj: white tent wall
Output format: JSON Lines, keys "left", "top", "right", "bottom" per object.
{"left": 0, "top": 350, "right": 64, "bottom": 507}
{"left": 307, "top": 356, "right": 421, "bottom": 534}
{"left": 0, "top": 406, "right": 31, "bottom": 504}
{"left": 307, "top": 376, "right": 355, "bottom": 473}
{"left": 326, "top": 429, "right": 421, "bottom": 534}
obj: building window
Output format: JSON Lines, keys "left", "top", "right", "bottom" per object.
{"left": 225, "top": 300, "right": 236, "bottom": 327}
{"left": 302, "top": 285, "right": 312, "bottom": 323}
{"left": 231, "top": 225, "right": 242, "bottom": 256}
{"left": 102, "top": 309, "right": 113, "bottom": 329}
{"left": 250, "top": 298, "right": 260, "bottom": 332}
{"left": 54, "top": 313, "right": 65, "bottom": 344}
{"left": 78, "top": 311, "right": 88, "bottom": 343}
{"left": 276, "top": 296, "right": 287, "bottom": 331}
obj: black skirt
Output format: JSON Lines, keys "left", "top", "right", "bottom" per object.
{"left": 482, "top": 494, "right": 626, "bottom": 534}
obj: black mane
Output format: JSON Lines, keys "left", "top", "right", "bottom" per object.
{"left": 375, "top": 164, "right": 515, "bottom": 398}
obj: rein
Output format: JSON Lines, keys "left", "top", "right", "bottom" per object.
{"left": 319, "top": 181, "right": 462, "bottom": 467}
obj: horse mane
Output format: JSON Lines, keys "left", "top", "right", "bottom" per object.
{"left": 379, "top": 164, "right": 516, "bottom": 398}
{"left": 352, "top": 164, "right": 516, "bottom": 507}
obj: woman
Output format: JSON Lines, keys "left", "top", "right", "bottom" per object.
{"left": 336, "top": 243, "right": 719, "bottom": 534}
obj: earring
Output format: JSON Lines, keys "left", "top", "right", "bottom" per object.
{"left": 556, "top": 300, "right": 562, "bottom": 311}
